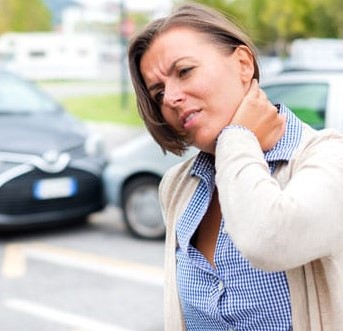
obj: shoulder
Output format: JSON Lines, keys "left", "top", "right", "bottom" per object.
{"left": 302, "top": 123, "right": 343, "bottom": 144}
{"left": 159, "top": 154, "right": 197, "bottom": 199}
{"left": 295, "top": 125, "right": 343, "bottom": 160}
{"left": 285, "top": 125, "right": 343, "bottom": 188}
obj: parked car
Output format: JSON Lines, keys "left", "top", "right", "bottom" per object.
{"left": 0, "top": 70, "right": 106, "bottom": 230}
{"left": 103, "top": 133, "right": 197, "bottom": 239}
{"left": 261, "top": 71, "right": 343, "bottom": 131}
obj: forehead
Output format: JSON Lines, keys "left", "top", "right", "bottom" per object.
{"left": 140, "top": 27, "right": 212, "bottom": 79}
{"left": 145, "top": 27, "right": 209, "bottom": 60}
{"left": 153, "top": 26, "right": 206, "bottom": 46}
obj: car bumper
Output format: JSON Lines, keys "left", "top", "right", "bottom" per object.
{"left": 0, "top": 165, "right": 105, "bottom": 229}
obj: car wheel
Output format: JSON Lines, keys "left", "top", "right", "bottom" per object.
{"left": 122, "top": 175, "right": 166, "bottom": 240}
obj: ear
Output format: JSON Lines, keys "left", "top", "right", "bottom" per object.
{"left": 235, "top": 45, "right": 255, "bottom": 83}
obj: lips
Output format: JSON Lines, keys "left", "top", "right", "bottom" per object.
{"left": 180, "top": 109, "right": 201, "bottom": 128}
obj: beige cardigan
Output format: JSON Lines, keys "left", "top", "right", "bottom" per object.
{"left": 159, "top": 125, "right": 343, "bottom": 331}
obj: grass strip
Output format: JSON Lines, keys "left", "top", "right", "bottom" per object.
{"left": 62, "top": 93, "right": 144, "bottom": 126}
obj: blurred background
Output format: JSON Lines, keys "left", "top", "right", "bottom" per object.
{"left": 0, "top": 0, "right": 342, "bottom": 330}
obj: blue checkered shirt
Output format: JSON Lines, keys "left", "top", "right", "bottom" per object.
{"left": 176, "top": 104, "right": 302, "bottom": 330}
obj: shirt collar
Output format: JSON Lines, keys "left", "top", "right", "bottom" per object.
{"left": 190, "top": 103, "right": 303, "bottom": 173}
{"left": 264, "top": 103, "right": 303, "bottom": 162}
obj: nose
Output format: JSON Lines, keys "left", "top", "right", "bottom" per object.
{"left": 163, "top": 82, "right": 185, "bottom": 107}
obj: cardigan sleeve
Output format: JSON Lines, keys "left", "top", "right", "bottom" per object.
{"left": 215, "top": 128, "right": 343, "bottom": 272}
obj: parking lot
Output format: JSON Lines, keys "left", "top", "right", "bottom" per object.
{"left": 0, "top": 206, "right": 164, "bottom": 331}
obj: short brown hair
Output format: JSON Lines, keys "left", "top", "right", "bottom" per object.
{"left": 128, "top": 2, "right": 259, "bottom": 155}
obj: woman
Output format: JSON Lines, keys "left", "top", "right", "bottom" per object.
{"left": 128, "top": 2, "right": 343, "bottom": 330}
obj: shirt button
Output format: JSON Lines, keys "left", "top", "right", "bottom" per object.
{"left": 218, "top": 280, "right": 224, "bottom": 291}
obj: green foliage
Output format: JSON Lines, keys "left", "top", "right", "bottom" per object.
{"left": 62, "top": 93, "right": 144, "bottom": 126}
{"left": 191, "top": 0, "right": 343, "bottom": 55}
{"left": 323, "top": 0, "right": 343, "bottom": 37}
{"left": 0, "top": 0, "right": 51, "bottom": 33}
{"left": 193, "top": 0, "right": 236, "bottom": 14}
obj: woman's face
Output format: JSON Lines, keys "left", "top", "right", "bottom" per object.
{"left": 140, "top": 27, "right": 254, "bottom": 154}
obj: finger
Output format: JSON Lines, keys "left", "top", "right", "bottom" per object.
{"left": 250, "top": 79, "right": 260, "bottom": 95}
{"left": 244, "top": 78, "right": 259, "bottom": 98}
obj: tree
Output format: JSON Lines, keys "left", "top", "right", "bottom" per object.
{"left": 192, "top": 0, "right": 240, "bottom": 15}
{"left": 250, "top": 0, "right": 314, "bottom": 54}
{"left": 0, "top": 0, "right": 51, "bottom": 34}
{"left": 191, "top": 0, "right": 343, "bottom": 56}
{"left": 321, "top": 0, "right": 343, "bottom": 37}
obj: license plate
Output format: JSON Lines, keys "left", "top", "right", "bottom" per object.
{"left": 33, "top": 177, "right": 78, "bottom": 200}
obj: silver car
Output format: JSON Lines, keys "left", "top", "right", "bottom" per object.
{"left": 103, "top": 133, "right": 197, "bottom": 239}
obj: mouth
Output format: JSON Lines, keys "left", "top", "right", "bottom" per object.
{"left": 180, "top": 109, "right": 201, "bottom": 128}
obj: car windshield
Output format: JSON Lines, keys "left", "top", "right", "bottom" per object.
{"left": 0, "top": 72, "right": 59, "bottom": 113}
{"left": 263, "top": 82, "right": 328, "bottom": 130}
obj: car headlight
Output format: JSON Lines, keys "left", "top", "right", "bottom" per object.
{"left": 84, "top": 132, "right": 105, "bottom": 157}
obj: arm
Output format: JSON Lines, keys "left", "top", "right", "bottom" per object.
{"left": 216, "top": 127, "right": 343, "bottom": 272}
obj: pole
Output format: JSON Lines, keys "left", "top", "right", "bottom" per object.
{"left": 119, "top": 0, "right": 129, "bottom": 111}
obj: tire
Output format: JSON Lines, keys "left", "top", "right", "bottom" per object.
{"left": 122, "top": 175, "right": 166, "bottom": 240}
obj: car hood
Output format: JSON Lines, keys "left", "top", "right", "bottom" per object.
{"left": 0, "top": 112, "right": 87, "bottom": 155}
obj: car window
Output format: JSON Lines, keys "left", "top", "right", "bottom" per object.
{"left": 263, "top": 83, "right": 328, "bottom": 129}
{"left": 0, "top": 73, "right": 59, "bottom": 113}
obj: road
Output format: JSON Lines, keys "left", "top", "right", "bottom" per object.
{"left": 0, "top": 82, "right": 163, "bottom": 331}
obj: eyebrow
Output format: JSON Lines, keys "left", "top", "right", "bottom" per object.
{"left": 146, "top": 57, "right": 189, "bottom": 93}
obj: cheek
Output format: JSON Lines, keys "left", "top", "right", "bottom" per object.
{"left": 211, "top": 80, "right": 245, "bottom": 122}
{"left": 161, "top": 107, "right": 179, "bottom": 128}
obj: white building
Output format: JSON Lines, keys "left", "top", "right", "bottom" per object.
{"left": 0, "top": 32, "right": 121, "bottom": 80}
{"left": 0, "top": 0, "right": 171, "bottom": 81}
